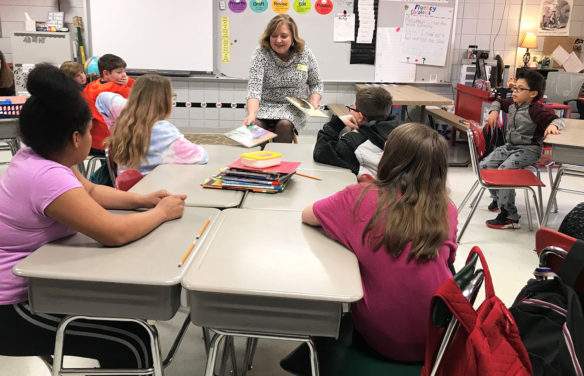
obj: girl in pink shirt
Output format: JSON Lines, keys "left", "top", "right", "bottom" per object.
{"left": 0, "top": 64, "right": 186, "bottom": 369}
{"left": 283, "top": 122, "right": 457, "bottom": 373}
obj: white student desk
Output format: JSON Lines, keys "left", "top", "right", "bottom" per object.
{"left": 542, "top": 119, "right": 584, "bottom": 226}
{"left": 200, "top": 144, "right": 260, "bottom": 166}
{"left": 182, "top": 208, "right": 363, "bottom": 376}
{"left": 130, "top": 164, "right": 244, "bottom": 208}
{"left": 13, "top": 207, "right": 220, "bottom": 375}
{"left": 264, "top": 143, "right": 350, "bottom": 172}
{"left": 241, "top": 168, "right": 356, "bottom": 211}
{"left": 0, "top": 118, "right": 21, "bottom": 155}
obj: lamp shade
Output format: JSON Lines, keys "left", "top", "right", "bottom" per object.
{"left": 520, "top": 33, "right": 538, "bottom": 49}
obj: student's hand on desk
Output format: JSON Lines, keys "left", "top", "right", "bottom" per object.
{"left": 544, "top": 124, "right": 560, "bottom": 137}
{"left": 242, "top": 115, "right": 256, "bottom": 127}
{"left": 487, "top": 111, "right": 499, "bottom": 127}
{"left": 155, "top": 194, "right": 187, "bottom": 221}
{"left": 340, "top": 114, "right": 359, "bottom": 130}
{"left": 139, "top": 189, "right": 173, "bottom": 208}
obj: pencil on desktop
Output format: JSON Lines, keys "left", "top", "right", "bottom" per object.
{"left": 178, "top": 218, "right": 211, "bottom": 267}
{"left": 296, "top": 172, "right": 321, "bottom": 181}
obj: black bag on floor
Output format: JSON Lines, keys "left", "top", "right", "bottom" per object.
{"left": 509, "top": 240, "right": 584, "bottom": 376}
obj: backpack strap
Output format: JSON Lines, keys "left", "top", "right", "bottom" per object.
{"left": 466, "top": 246, "right": 495, "bottom": 298}
{"left": 557, "top": 239, "right": 584, "bottom": 288}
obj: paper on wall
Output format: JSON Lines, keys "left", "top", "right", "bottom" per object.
{"left": 551, "top": 45, "right": 570, "bottom": 65}
{"left": 334, "top": 13, "right": 355, "bottom": 42}
{"left": 562, "top": 52, "right": 584, "bottom": 73}
{"left": 375, "top": 27, "right": 416, "bottom": 82}
{"left": 356, "top": 0, "right": 375, "bottom": 44}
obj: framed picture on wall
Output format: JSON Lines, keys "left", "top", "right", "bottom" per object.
{"left": 537, "top": 0, "right": 572, "bottom": 36}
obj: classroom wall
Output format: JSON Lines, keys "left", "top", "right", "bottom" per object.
{"left": 0, "top": 0, "right": 528, "bottom": 134}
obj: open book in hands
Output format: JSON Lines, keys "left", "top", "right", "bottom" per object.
{"left": 286, "top": 97, "right": 328, "bottom": 118}
{"left": 224, "top": 124, "right": 277, "bottom": 148}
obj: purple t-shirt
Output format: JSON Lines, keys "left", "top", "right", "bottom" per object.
{"left": 0, "top": 147, "right": 82, "bottom": 305}
{"left": 313, "top": 183, "right": 458, "bottom": 362}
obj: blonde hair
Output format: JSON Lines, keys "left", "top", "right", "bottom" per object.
{"left": 357, "top": 123, "right": 450, "bottom": 261}
{"left": 105, "top": 74, "right": 172, "bottom": 169}
{"left": 60, "top": 61, "right": 84, "bottom": 79}
{"left": 0, "top": 50, "right": 14, "bottom": 88}
{"left": 259, "top": 14, "right": 305, "bottom": 54}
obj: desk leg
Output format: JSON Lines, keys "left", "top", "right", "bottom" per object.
{"left": 307, "top": 338, "right": 320, "bottom": 376}
{"left": 542, "top": 164, "right": 564, "bottom": 227}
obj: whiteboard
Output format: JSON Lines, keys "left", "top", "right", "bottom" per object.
{"left": 87, "top": 0, "right": 214, "bottom": 73}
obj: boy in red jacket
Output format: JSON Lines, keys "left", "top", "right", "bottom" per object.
{"left": 83, "top": 54, "right": 135, "bottom": 152}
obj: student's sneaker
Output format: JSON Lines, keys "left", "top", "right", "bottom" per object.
{"left": 488, "top": 200, "right": 499, "bottom": 212}
{"left": 486, "top": 209, "right": 521, "bottom": 229}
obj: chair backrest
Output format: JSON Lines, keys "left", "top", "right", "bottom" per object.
{"left": 535, "top": 228, "right": 584, "bottom": 293}
{"left": 466, "top": 122, "right": 485, "bottom": 179}
{"left": 104, "top": 148, "right": 118, "bottom": 188}
{"left": 545, "top": 71, "right": 584, "bottom": 113}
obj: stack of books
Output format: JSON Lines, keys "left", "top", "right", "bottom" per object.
{"left": 202, "top": 158, "right": 301, "bottom": 193}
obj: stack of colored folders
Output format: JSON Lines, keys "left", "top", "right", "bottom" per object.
{"left": 201, "top": 158, "right": 301, "bottom": 193}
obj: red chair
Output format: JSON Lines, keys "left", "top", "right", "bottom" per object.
{"left": 457, "top": 122, "right": 545, "bottom": 242}
{"left": 105, "top": 148, "right": 143, "bottom": 191}
{"left": 535, "top": 228, "right": 584, "bottom": 293}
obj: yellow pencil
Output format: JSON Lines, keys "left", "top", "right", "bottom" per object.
{"left": 178, "top": 218, "right": 211, "bottom": 267}
{"left": 296, "top": 172, "right": 321, "bottom": 181}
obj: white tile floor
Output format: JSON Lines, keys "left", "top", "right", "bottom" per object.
{"left": 0, "top": 137, "right": 582, "bottom": 375}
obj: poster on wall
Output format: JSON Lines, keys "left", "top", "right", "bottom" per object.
{"left": 537, "top": 0, "right": 572, "bottom": 36}
{"left": 400, "top": 5, "right": 453, "bottom": 66}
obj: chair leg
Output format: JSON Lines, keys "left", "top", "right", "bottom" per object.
{"left": 536, "top": 170, "right": 544, "bottom": 216}
{"left": 242, "top": 337, "right": 258, "bottom": 376}
{"left": 205, "top": 333, "right": 226, "bottom": 376}
{"left": 524, "top": 191, "right": 533, "bottom": 231}
{"left": 458, "top": 180, "right": 479, "bottom": 211}
{"left": 531, "top": 188, "right": 542, "bottom": 229}
{"left": 306, "top": 337, "right": 320, "bottom": 376}
{"left": 457, "top": 187, "right": 485, "bottom": 243}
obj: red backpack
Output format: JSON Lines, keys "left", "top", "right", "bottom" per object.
{"left": 422, "top": 247, "right": 533, "bottom": 376}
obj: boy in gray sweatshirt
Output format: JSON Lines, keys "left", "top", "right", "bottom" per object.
{"left": 481, "top": 70, "right": 564, "bottom": 229}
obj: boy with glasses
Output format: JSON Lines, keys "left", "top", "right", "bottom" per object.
{"left": 313, "top": 87, "right": 400, "bottom": 179}
{"left": 481, "top": 70, "right": 564, "bottom": 229}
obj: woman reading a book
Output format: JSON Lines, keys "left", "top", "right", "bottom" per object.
{"left": 242, "top": 14, "right": 323, "bottom": 143}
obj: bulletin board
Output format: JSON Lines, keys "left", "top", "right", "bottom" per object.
{"left": 216, "top": 0, "right": 458, "bottom": 83}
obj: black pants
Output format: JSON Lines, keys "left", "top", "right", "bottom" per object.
{"left": 0, "top": 302, "right": 152, "bottom": 369}
{"left": 254, "top": 118, "right": 296, "bottom": 143}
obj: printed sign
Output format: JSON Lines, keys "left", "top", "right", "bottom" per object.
{"left": 315, "top": 0, "right": 333, "bottom": 14}
{"left": 272, "top": 0, "right": 290, "bottom": 13}
{"left": 221, "top": 17, "right": 231, "bottom": 62}
{"left": 250, "top": 0, "right": 269, "bottom": 12}
{"left": 293, "top": 0, "right": 312, "bottom": 14}
{"left": 228, "top": 0, "right": 247, "bottom": 13}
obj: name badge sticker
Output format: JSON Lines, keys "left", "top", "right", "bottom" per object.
{"left": 297, "top": 64, "right": 308, "bottom": 72}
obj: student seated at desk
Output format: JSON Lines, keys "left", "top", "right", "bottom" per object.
{"left": 293, "top": 123, "right": 458, "bottom": 368}
{"left": 60, "top": 61, "right": 87, "bottom": 89}
{"left": 0, "top": 64, "right": 186, "bottom": 368}
{"left": 83, "top": 53, "right": 135, "bottom": 153}
{"left": 0, "top": 50, "right": 15, "bottom": 96}
{"left": 98, "top": 74, "right": 208, "bottom": 176}
{"left": 313, "top": 86, "right": 400, "bottom": 180}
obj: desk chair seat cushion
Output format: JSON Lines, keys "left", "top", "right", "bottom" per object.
{"left": 480, "top": 169, "right": 545, "bottom": 187}
{"left": 280, "top": 316, "right": 422, "bottom": 376}
{"left": 115, "top": 169, "right": 144, "bottom": 191}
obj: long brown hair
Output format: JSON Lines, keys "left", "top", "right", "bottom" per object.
{"left": 0, "top": 50, "right": 14, "bottom": 88}
{"left": 259, "top": 14, "right": 305, "bottom": 54}
{"left": 358, "top": 122, "right": 450, "bottom": 261}
{"left": 105, "top": 74, "right": 172, "bottom": 169}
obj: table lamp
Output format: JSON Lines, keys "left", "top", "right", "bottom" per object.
{"left": 520, "top": 33, "right": 538, "bottom": 68}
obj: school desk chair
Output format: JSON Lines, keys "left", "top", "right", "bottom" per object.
{"left": 105, "top": 148, "right": 143, "bottom": 191}
{"left": 457, "top": 122, "right": 545, "bottom": 243}
{"left": 278, "top": 254, "right": 481, "bottom": 376}
{"left": 536, "top": 228, "right": 584, "bottom": 293}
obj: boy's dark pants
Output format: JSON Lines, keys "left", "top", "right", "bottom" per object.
{"left": 479, "top": 144, "right": 540, "bottom": 220}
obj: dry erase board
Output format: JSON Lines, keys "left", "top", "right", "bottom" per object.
{"left": 87, "top": 0, "right": 213, "bottom": 73}
{"left": 216, "top": 0, "right": 458, "bottom": 83}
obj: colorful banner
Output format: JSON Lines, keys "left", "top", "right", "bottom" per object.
{"left": 221, "top": 17, "right": 231, "bottom": 63}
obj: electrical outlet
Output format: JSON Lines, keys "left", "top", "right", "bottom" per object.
{"left": 219, "top": 1, "right": 226, "bottom": 10}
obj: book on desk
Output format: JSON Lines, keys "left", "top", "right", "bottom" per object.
{"left": 202, "top": 158, "right": 301, "bottom": 193}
